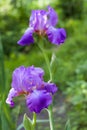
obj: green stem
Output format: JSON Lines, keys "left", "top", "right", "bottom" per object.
{"left": 48, "top": 105, "right": 54, "bottom": 130}
{"left": 32, "top": 113, "right": 36, "bottom": 130}
{"left": 37, "top": 38, "right": 54, "bottom": 130}
{"left": 37, "top": 42, "right": 52, "bottom": 81}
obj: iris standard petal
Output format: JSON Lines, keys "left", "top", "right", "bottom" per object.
{"left": 27, "top": 66, "right": 44, "bottom": 78}
{"left": 6, "top": 88, "right": 18, "bottom": 107}
{"left": 30, "top": 10, "right": 37, "bottom": 28}
{"left": 17, "top": 27, "right": 34, "bottom": 46}
{"left": 11, "top": 66, "right": 26, "bottom": 92}
{"left": 12, "top": 66, "right": 43, "bottom": 92}
{"left": 30, "top": 10, "right": 48, "bottom": 32}
{"left": 47, "top": 6, "right": 58, "bottom": 26}
{"left": 44, "top": 82, "right": 58, "bottom": 95}
{"left": 47, "top": 27, "right": 66, "bottom": 45}
{"left": 26, "top": 90, "right": 52, "bottom": 113}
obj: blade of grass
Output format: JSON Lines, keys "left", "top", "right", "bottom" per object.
{"left": 65, "top": 119, "right": 71, "bottom": 130}
{"left": 0, "top": 36, "right": 16, "bottom": 130}
{"left": 0, "top": 35, "right": 5, "bottom": 94}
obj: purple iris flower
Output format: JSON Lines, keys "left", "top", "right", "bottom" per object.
{"left": 6, "top": 66, "right": 57, "bottom": 113}
{"left": 17, "top": 6, "right": 66, "bottom": 46}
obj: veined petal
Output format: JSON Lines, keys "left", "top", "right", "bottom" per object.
{"left": 27, "top": 66, "right": 44, "bottom": 78}
{"left": 6, "top": 88, "right": 18, "bottom": 107}
{"left": 11, "top": 66, "right": 26, "bottom": 92}
{"left": 47, "top": 6, "right": 58, "bottom": 26}
{"left": 47, "top": 27, "right": 66, "bottom": 45}
{"left": 11, "top": 66, "right": 41, "bottom": 92}
{"left": 30, "top": 10, "right": 48, "bottom": 31}
{"left": 11, "top": 66, "right": 45, "bottom": 94}
{"left": 26, "top": 90, "right": 52, "bottom": 113}
{"left": 17, "top": 27, "right": 34, "bottom": 46}
{"left": 32, "top": 67, "right": 44, "bottom": 78}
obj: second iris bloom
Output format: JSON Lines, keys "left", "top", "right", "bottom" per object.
{"left": 6, "top": 66, "right": 57, "bottom": 113}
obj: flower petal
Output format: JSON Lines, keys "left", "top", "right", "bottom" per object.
{"left": 47, "top": 6, "right": 58, "bottom": 26}
{"left": 44, "top": 82, "right": 58, "bottom": 95}
{"left": 33, "top": 67, "right": 44, "bottom": 78}
{"left": 17, "top": 27, "right": 34, "bottom": 46}
{"left": 26, "top": 90, "right": 52, "bottom": 113}
{"left": 30, "top": 10, "right": 48, "bottom": 31}
{"left": 6, "top": 88, "right": 18, "bottom": 107}
{"left": 25, "top": 66, "right": 43, "bottom": 88}
{"left": 11, "top": 66, "right": 26, "bottom": 92}
{"left": 11, "top": 66, "right": 44, "bottom": 93}
{"left": 47, "top": 27, "right": 66, "bottom": 45}
{"left": 27, "top": 66, "right": 44, "bottom": 78}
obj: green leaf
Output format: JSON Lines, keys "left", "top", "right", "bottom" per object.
{"left": 17, "top": 123, "right": 23, "bottom": 130}
{"left": 0, "top": 35, "right": 5, "bottom": 94}
{"left": 50, "top": 53, "right": 58, "bottom": 78}
{"left": 65, "top": 119, "right": 71, "bottom": 130}
{"left": 0, "top": 101, "right": 16, "bottom": 130}
{"left": 0, "top": 36, "right": 15, "bottom": 130}
{"left": 23, "top": 114, "right": 33, "bottom": 130}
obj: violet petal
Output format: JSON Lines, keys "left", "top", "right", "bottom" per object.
{"left": 11, "top": 66, "right": 26, "bottom": 92}
{"left": 47, "top": 27, "right": 66, "bottom": 45}
{"left": 47, "top": 6, "right": 58, "bottom": 26}
{"left": 17, "top": 27, "right": 34, "bottom": 46}
{"left": 26, "top": 90, "right": 52, "bottom": 113}
{"left": 27, "top": 66, "right": 44, "bottom": 78}
{"left": 30, "top": 10, "right": 48, "bottom": 31}
{"left": 6, "top": 88, "right": 18, "bottom": 107}
{"left": 44, "top": 82, "right": 58, "bottom": 95}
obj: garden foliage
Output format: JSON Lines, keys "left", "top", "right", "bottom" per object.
{"left": 0, "top": 0, "right": 87, "bottom": 130}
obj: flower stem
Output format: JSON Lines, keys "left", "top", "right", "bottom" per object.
{"left": 37, "top": 42, "right": 52, "bottom": 81}
{"left": 32, "top": 112, "right": 36, "bottom": 130}
{"left": 48, "top": 105, "right": 54, "bottom": 130}
{"left": 37, "top": 38, "right": 54, "bottom": 130}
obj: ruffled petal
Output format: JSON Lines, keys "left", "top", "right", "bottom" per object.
{"left": 6, "top": 88, "right": 18, "bottom": 107}
{"left": 11, "top": 66, "right": 26, "bottom": 92}
{"left": 33, "top": 67, "right": 44, "bottom": 78}
{"left": 47, "top": 6, "right": 58, "bottom": 26}
{"left": 12, "top": 66, "right": 33, "bottom": 92}
{"left": 27, "top": 66, "right": 44, "bottom": 78}
{"left": 47, "top": 27, "right": 66, "bottom": 45}
{"left": 24, "top": 66, "right": 43, "bottom": 89}
{"left": 30, "top": 10, "right": 48, "bottom": 31}
{"left": 44, "top": 82, "right": 58, "bottom": 95}
{"left": 26, "top": 90, "right": 52, "bottom": 113}
{"left": 17, "top": 27, "right": 34, "bottom": 46}
{"left": 11, "top": 66, "right": 44, "bottom": 93}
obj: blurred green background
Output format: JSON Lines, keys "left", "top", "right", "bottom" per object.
{"left": 0, "top": 0, "right": 87, "bottom": 130}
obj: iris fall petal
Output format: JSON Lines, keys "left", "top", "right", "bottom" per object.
{"left": 17, "top": 28, "right": 34, "bottom": 46}
{"left": 26, "top": 90, "right": 52, "bottom": 113}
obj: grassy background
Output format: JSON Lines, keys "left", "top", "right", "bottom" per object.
{"left": 0, "top": 0, "right": 87, "bottom": 130}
